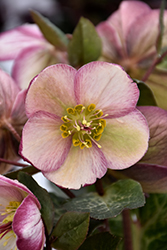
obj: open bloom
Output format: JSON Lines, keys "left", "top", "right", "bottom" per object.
{"left": 0, "top": 69, "right": 27, "bottom": 174}
{"left": 0, "top": 175, "right": 45, "bottom": 250}
{"left": 0, "top": 24, "right": 68, "bottom": 89}
{"left": 96, "top": 1, "right": 167, "bottom": 109}
{"left": 20, "top": 61, "right": 149, "bottom": 189}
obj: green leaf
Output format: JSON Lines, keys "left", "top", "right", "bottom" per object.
{"left": 64, "top": 179, "right": 145, "bottom": 220}
{"left": 134, "top": 194, "right": 167, "bottom": 250}
{"left": 51, "top": 211, "right": 90, "bottom": 250}
{"left": 68, "top": 17, "right": 102, "bottom": 67}
{"left": 4, "top": 165, "right": 40, "bottom": 179}
{"left": 134, "top": 79, "right": 157, "bottom": 106}
{"left": 30, "top": 10, "right": 69, "bottom": 50}
{"left": 18, "top": 172, "right": 54, "bottom": 234}
{"left": 78, "top": 232, "right": 121, "bottom": 250}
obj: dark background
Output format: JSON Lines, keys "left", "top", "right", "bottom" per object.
{"left": 0, "top": 0, "right": 164, "bottom": 33}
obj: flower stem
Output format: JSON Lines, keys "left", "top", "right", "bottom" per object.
{"left": 122, "top": 209, "right": 133, "bottom": 250}
{"left": 3, "top": 120, "right": 21, "bottom": 142}
{"left": 0, "top": 158, "right": 30, "bottom": 167}
{"left": 60, "top": 188, "right": 76, "bottom": 198}
{"left": 95, "top": 178, "right": 104, "bottom": 196}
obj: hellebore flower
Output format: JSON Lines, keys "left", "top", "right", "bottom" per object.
{"left": 0, "top": 69, "right": 27, "bottom": 174}
{"left": 109, "top": 106, "right": 167, "bottom": 193}
{"left": 20, "top": 61, "right": 149, "bottom": 189}
{"left": 0, "top": 175, "right": 45, "bottom": 250}
{"left": 0, "top": 24, "right": 68, "bottom": 89}
{"left": 96, "top": 1, "right": 167, "bottom": 109}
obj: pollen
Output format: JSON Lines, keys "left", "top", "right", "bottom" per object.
{"left": 60, "top": 104, "right": 107, "bottom": 149}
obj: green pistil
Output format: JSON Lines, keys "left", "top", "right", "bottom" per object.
{"left": 60, "top": 104, "right": 107, "bottom": 149}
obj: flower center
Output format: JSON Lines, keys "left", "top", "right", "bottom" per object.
{"left": 60, "top": 104, "right": 108, "bottom": 149}
{"left": 0, "top": 201, "right": 21, "bottom": 249}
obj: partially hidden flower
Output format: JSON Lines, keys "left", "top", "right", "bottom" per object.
{"left": 0, "top": 69, "right": 27, "bottom": 174}
{"left": 0, "top": 175, "right": 45, "bottom": 250}
{"left": 0, "top": 24, "right": 68, "bottom": 89}
{"left": 109, "top": 106, "right": 167, "bottom": 193}
{"left": 96, "top": 1, "right": 167, "bottom": 110}
{"left": 20, "top": 61, "right": 149, "bottom": 189}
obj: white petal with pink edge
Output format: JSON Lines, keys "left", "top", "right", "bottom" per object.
{"left": 20, "top": 111, "right": 72, "bottom": 172}
{"left": 13, "top": 195, "right": 45, "bottom": 250}
{"left": 74, "top": 61, "right": 139, "bottom": 118}
{"left": 26, "top": 64, "right": 77, "bottom": 117}
{"left": 12, "top": 45, "right": 56, "bottom": 90}
{"left": 43, "top": 144, "right": 107, "bottom": 189}
{"left": 0, "top": 24, "right": 45, "bottom": 60}
{"left": 100, "top": 109, "right": 149, "bottom": 169}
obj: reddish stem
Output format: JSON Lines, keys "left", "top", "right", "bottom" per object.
{"left": 122, "top": 209, "right": 133, "bottom": 250}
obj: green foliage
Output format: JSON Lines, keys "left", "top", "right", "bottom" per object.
{"left": 68, "top": 17, "right": 102, "bottom": 67}
{"left": 78, "top": 232, "right": 121, "bottom": 250}
{"left": 134, "top": 194, "right": 167, "bottom": 250}
{"left": 156, "top": 0, "right": 166, "bottom": 53}
{"left": 5, "top": 165, "right": 39, "bottom": 179}
{"left": 51, "top": 211, "right": 90, "bottom": 250}
{"left": 134, "top": 79, "right": 157, "bottom": 106}
{"left": 18, "top": 172, "right": 55, "bottom": 234}
{"left": 64, "top": 179, "right": 145, "bottom": 220}
{"left": 30, "top": 10, "right": 69, "bottom": 50}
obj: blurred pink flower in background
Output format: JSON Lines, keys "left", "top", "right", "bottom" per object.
{"left": 0, "top": 69, "right": 27, "bottom": 174}
{"left": 20, "top": 61, "right": 149, "bottom": 189}
{"left": 96, "top": 0, "right": 167, "bottom": 110}
{"left": 0, "top": 175, "right": 45, "bottom": 250}
{"left": 0, "top": 24, "right": 68, "bottom": 89}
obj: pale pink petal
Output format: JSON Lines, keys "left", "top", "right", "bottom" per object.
{"left": 0, "top": 175, "right": 40, "bottom": 207}
{"left": 74, "top": 61, "right": 139, "bottom": 118}
{"left": 112, "top": 163, "right": 167, "bottom": 193}
{"left": 0, "top": 24, "right": 45, "bottom": 60}
{"left": 0, "top": 231, "right": 17, "bottom": 250}
{"left": 12, "top": 45, "right": 56, "bottom": 90}
{"left": 0, "top": 69, "right": 19, "bottom": 117}
{"left": 96, "top": 22, "right": 125, "bottom": 61}
{"left": 20, "top": 111, "right": 72, "bottom": 172}
{"left": 43, "top": 145, "right": 107, "bottom": 189}
{"left": 26, "top": 64, "right": 77, "bottom": 117}
{"left": 138, "top": 106, "right": 167, "bottom": 166}
{"left": 11, "top": 89, "right": 27, "bottom": 125}
{"left": 127, "top": 11, "right": 159, "bottom": 57}
{"left": 108, "top": 1, "right": 151, "bottom": 40}
{"left": 13, "top": 195, "right": 45, "bottom": 250}
{"left": 100, "top": 109, "right": 149, "bottom": 169}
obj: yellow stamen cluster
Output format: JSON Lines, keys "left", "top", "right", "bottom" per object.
{"left": 60, "top": 104, "right": 107, "bottom": 149}
{"left": 0, "top": 201, "right": 21, "bottom": 248}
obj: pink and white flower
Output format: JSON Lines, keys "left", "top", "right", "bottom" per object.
{"left": 20, "top": 61, "right": 149, "bottom": 189}
{"left": 96, "top": 1, "right": 167, "bottom": 110}
{"left": 0, "top": 24, "right": 68, "bottom": 89}
{"left": 0, "top": 175, "right": 45, "bottom": 250}
{"left": 0, "top": 69, "right": 27, "bottom": 174}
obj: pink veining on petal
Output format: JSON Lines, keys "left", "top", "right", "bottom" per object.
{"left": 74, "top": 61, "right": 139, "bottom": 118}
{"left": 20, "top": 111, "right": 72, "bottom": 172}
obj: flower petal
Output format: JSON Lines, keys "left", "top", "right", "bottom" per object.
{"left": 127, "top": 10, "right": 159, "bottom": 57}
{"left": 100, "top": 109, "right": 149, "bottom": 169}
{"left": 0, "top": 175, "right": 40, "bottom": 207}
{"left": 0, "top": 24, "right": 45, "bottom": 60}
{"left": 12, "top": 45, "right": 57, "bottom": 90}
{"left": 138, "top": 106, "right": 167, "bottom": 166}
{"left": 43, "top": 145, "right": 108, "bottom": 189}
{"left": 0, "top": 231, "right": 17, "bottom": 250}
{"left": 11, "top": 89, "right": 27, "bottom": 126}
{"left": 74, "top": 61, "right": 139, "bottom": 118}
{"left": 20, "top": 111, "right": 72, "bottom": 172}
{"left": 13, "top": 195, "right": 45, "bottom": 250}
{"left": 26, "top": 64, "right": 77, "bottom": 117}
{"left": 111, "top": 163, "right": 167, "bottom": 193}
{"left": 0, "top": 69, "right": 19, "bottom": 117}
